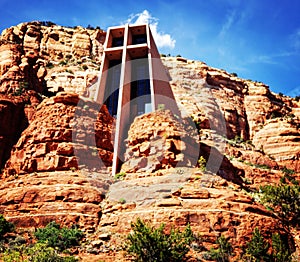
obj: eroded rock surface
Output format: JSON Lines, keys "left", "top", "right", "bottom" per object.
{"left": 3, "top": 92, "right": 114, "bottom": 176}
{"left": 121, "top": 110, "right": 199, "bottom": 173}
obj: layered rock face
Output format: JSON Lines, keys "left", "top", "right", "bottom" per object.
{"left": 0, "top": 21, "right": 105, "bottom": 96}
{"left": 162, "top": 56, "right": 300, "bottom": 170}
{"left": 0, "top": 92, "right": 114, "bottom": 229}
{"left": 0, "top": 170, "right": 111, "bottom": 230}
{"left": 253, "top": 118, "right": 300, "bottom": 171}
{"left": 100, "top": 167, "right": 285, "bottom": 260}
{"left": 3, "top": 92, "right": 114, "bottom": 176}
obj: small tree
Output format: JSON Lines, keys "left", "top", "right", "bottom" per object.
{"left": 245, "top": 228, "right": 270, "bottom": 261}
{"left": 1, "top": 243, "right": 78, "bottom": 262}
{"left": 207, "top": 235, "right": 233, "bottom": 262}
{"left": 260, "top": 184, "right": 300, "bottom": 227}
{"left": 126, "top": 218, "right": 194, "bottom": 262}
{"left": 0, "top": 215, "right": 14, "bottom": 239}
{"left": 197, "top": 156, "right": 206, "bottom": 172}
{"left": 271, "top": 233, "right": 292, "bottom": 262}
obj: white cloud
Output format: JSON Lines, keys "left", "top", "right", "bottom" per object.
{"left": 293, "top": 29, "right": 300, "bottom": 51}
{"left": 125, "top": 10, "right": 176, "bottom": 49}
{"left": 219, "top": 10, "right": 236, "bottom": 38}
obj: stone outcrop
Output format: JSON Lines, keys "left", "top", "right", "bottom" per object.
{"left": 0, "top": 91, "right": 41, "bottom": 170}
{"left": 2, "top": 92, "right": 114, "bottom": 176}
{"left": 253, "top": 118, "right": 300, "bottom": 171}
{"left": 0, "top": 170, "right": 111, "bottom": 230}
{"left": 162, "top": 56, "right": 300, "bottom": 170}
{"left": 0, "top": 21, "right": 105, "bottom": 96}
{"left": 98, "top": 167, "right": 287, "bottom": 260}
{"left": 121, "top": 110, "right": 199, "bottom": 173}
{"left": 163, "top": 57, "right": 295, "bottom": 139}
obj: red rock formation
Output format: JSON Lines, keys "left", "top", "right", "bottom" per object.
{"left": 0, "top": 21, "right": 105, "bottom": 96}
{"left": 121, "top": 110, "right": 199, "bottom": 173}
{"left": 99, "top": 167, "right": 287, "bottom": 260}
{"left": 0, "top": 92, "right": 114, "bottom": 230}
{"left": 0, "top": 170, "right": 111, "bottom": 230}
{"left": 162, "top": 57, "right": 300, "bottom": 172}
{"left": 0, "top": 91, "right": 42, "bottom": 170}
{"left": 3, "top": 92, "right": 114, "bottom": 176}
{"left": 253, "top": 118, "right": 300, "bottom": 171}
{"left": 0, "top": 23, "right": 299, "bottom": 260}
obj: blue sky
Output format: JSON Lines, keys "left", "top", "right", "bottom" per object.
{"left": 1, "top": 0, "right": 300, "bottom": 96}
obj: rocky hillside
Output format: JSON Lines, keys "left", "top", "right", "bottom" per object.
{"left": 0, "top": 22, "right": 300, "bottom": 261}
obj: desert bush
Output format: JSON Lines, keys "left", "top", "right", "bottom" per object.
{"left": 115, "top": 172, "right": 126, "bottom": 180}
{"left": 271, "top": 233, "right": 292, "bottom": 261}
{"left": 245, "top": 228, "right": 270, "bottom": 261}
{"left": 34, "top": 221, "right": 83, "bottom": 251}
{"left": 260, "top": 184, "right": 300, "bottom": 227}
{"left": 243, "top": 228, "right": 292, "bottom": 262}
{"left": 197, "top": 156, "right": 206, "bottom": 172}
{"left": 0, "top": 215, "right": 14, "bottom": 239}
{"left": 206, "top": 235, "right": 233, "bottom": 262}
{"left": 126, "top": 218, "right": 194, "bottom": 262}
{"left": 1, "top": 243, "right": 78, "bottom": 262}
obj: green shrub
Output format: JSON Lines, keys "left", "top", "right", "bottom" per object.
{"left": 254, "top": 164, "right": 271, "bottom": 170}
{"left": 13, "top": 81, "right": 29, "bottom": 96}
{"left": 244, "top": 228, "right": 292, "bottom": 262}
{"left": 115, "top": 172, "right": 126, "bottom": 180}
{"left": 59, "top": 60, "right": 68, "bottom": 66}
{"left": 118, "top": 198, "right": 126, "bottom": 204}
{"left": 260, "top": 184, "right": 300, "bottom": 227}
{"left": 271, "top": 233, "right": 292, "bottom": 261}
{"left": 82, "top": 64, "right": 88, "bottom": 70}
{"left": 0, "top": 215, "right": 14, "bottom": 239}
{"left": 1, "top": 243, "right": 78, "bottom": 262}
{"left": 34, "top": 221, "right": 84, "bottom": 251}
{"left": 197, "top": 156, "right": 206, "bottom": 172}
{"left": 126, "top": 218, "right": 194, "bottom": 262}
{"left": 207, "top": 235, "right": 233, "bottom": 262}
{"left": 245, "top": 228, "right": 270, "bottom": 261}
{"left": 46, "top": 62, "right": 54, "bottom": 69}
{"left": 281, "top": 166, "right": 295, "bottom": 176}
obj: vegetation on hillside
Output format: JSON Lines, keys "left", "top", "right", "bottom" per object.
{"left": 0, "top": 218, "right": 82, "bottom": 261}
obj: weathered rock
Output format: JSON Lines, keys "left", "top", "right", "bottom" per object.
{"left": 253, "top": 118, "right": 300, "bottom": 171}
{"left": 0, "top": 92, "right": 42, "bottom": 170}
{"left": 100, "top": 169, "right": 286, "bottom": 258}
{"left": 162, "top": 57, "right": 295, "bottom": 141}
{"left": 121, "top": 110, "right": 200, "bottom": 173}
{"left": 2, "top": 92, "right": 114, "bottom": 176}
{"left": 0, "top": 21, "right": 105, "bottom": 96}
{"left": 0, "top": 170, "right": 112, "bottom": 230}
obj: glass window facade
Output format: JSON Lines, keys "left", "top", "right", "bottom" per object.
{"left": 104, "top": 60, "right": 122, "bottom": 117}
{"left": 112, "top": 37, "right": 124, "bottom": 47}
{"left": 131, "top": 59, "right": 151, "bottom": 116}
{"left": 132, "top": 34, "right": 147, "bottom": 45}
